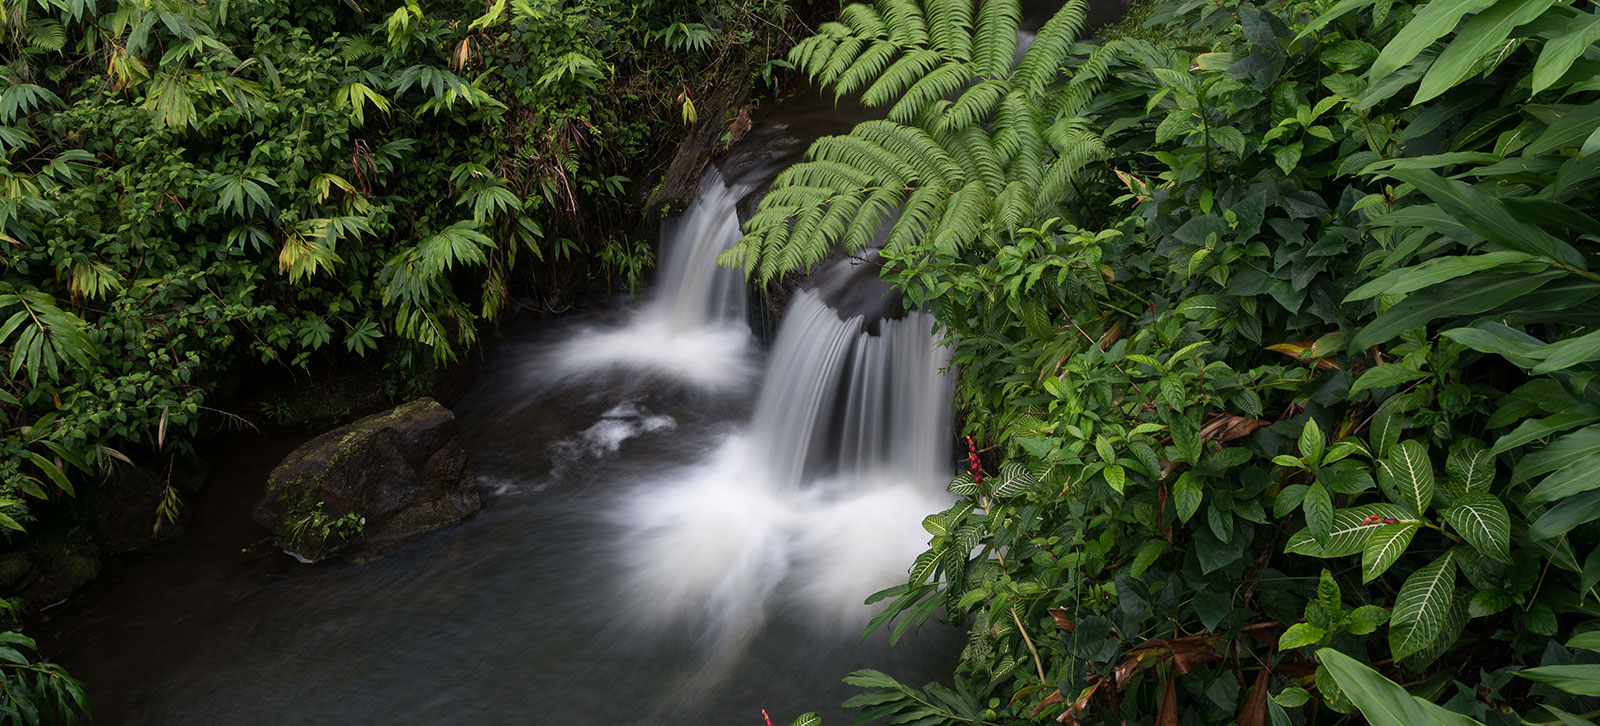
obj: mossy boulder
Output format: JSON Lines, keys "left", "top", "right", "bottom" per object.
{"left": 253, "top": 397, "right": 480, "bottom": 562}
{"left": 1, "top": 533, "right": 101, "bottom": 609}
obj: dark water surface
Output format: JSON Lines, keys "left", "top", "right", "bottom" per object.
{"left": 42, "top": 316, "right": 959, "bottom": 725}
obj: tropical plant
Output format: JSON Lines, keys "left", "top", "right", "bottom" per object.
{"left": 738, "top": 0, "right": 1600, "bottom": 722}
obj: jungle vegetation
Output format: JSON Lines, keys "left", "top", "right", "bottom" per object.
{"left": 728, "top": 0, "right": 1600, "bottom": 723}
{"left": 0, "top": 0, "right": 805, "bottom": 720}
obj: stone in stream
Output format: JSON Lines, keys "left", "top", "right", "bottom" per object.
{"left": 254, "top": 397, "right": 480, "bottom": 562}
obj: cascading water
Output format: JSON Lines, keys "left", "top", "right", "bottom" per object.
{"left": 613, "top": 274, "right": 956, "bottom": 660}
{"left": 548, "top": 167, "right": 760, "bottom": 391}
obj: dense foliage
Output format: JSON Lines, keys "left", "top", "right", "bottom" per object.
{"left": 2, "top": 0, "right": 805, "bottom": 719}
{"left": 731, "top": 0, "right": 1600, "bottom": 723}
{"left": 0, "top": 0, "right": 803, "bottom": 533}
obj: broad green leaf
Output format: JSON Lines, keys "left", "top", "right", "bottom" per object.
{"left": 789, "top": 713, "right": 821, "bottom": 726}
{"left": 1362, "top": 522, "right": 1419, "bottom": 582}
{"left": 1369, "top": 0, "right": 1497, "bottom": 83}
{"left": 1518, "top": 665, "right": 1600, "bottom": 696}
{"left": 1305, "top": 482, "right": 1334, "bottom": 543}
{"left": 1382, "top": 170, "right": 1586, "bottom": 268}
{"left": 1470, "top": 589, "right": 1516, "bottom": 617}
{"left": 1378, "top": 440, "right": 1435, "bottom": 514}
{"left": 1443, "top": 492, "right": 1511, "bottom": 563}
{"left": 1533, "top": 11, "right": 1600, "bottom": 94}
{"left": 1349, "top": 267, "right": 1563, "bottom": 349}
{"left": 1280, "top": 623, "right": 1327, "bottom": 650}
{"left": 1413, "top": 0, "right": 1558, "bottom": 104}
{"left": 1529, "top": 489, "right": 1600, "bottom": 540}
{"left": 1175, "top": 472, "right": 1203, "bottom": 521}
{"left": 1489, "top": 406, "right": 1600, "bottom": 456}
{"left": 1316, "top": 648, "right": 1480, "bottom": 726}
{"left": 1517, "top": 425, "right": 1600, "bottom": 502}
{"left": 1388, "top": 550, "right": 1458, "bottom": 661}
{"left": 1300, "top": 419, "right": 1327, "bottom": 462}
{"left": 1345, "top": 252, "right": 1533, "bottom": 302}
{"left": 1349, "top": 364, "right": 1429, "bottom": 397}
{"left": 1103, "top": 464, "right": 1126, "bottom": 494}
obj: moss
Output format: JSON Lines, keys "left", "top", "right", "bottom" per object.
{"left": 0, "top": 551, "right": 30, "bottom": 589}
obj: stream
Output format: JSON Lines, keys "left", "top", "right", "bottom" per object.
{"left": 41, "top": 91, "right": 966, "bottom": 725}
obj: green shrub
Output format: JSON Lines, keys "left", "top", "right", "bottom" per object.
{"left": 735, "top": 0, "right": 1600, "bottom": 722}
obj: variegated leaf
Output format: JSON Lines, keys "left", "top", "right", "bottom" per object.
{"left": 1361, "top": 522, "right": 1418, "bottom": 582}
{"left": 1443, "top": 492, "right": 1511, "bottom": 563}
{"left": 1378, "top": 440, "right": 1435, "bottom": 514}
{"left": 1389, "top": 550, "right": 1458, "bottom": 661}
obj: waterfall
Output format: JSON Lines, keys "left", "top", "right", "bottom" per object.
{"left": 548, "top": 167, "right": 759, "bottom": 391}
{"left": 653, "top": 167, "right": 751, "bottom": 330}
{"left": 612, "top": 279, "right": 955, "bottom": 651}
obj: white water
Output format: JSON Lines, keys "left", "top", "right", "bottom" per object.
{"left": 613, "top": 286, "right": 955, "bottom": 659}
{"left": 548, "top": 167, "right": 759, "bottom": 392}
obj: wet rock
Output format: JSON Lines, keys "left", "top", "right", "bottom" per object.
{"left": 253, "top": 398, "right": 480, "bottom": 562}
{"left": 0, "top": 551, "right": 31, "bottom": 591}
{"left": 80, "top": 462, "right": 206, "bottom": 556}
{"left": 8, "top": 533, "right": 100, "bottom": 608}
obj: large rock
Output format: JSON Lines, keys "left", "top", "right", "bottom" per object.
{"left": 254, "top": 398, "right": 480, "bottom": 562}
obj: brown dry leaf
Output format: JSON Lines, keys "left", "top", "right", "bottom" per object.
{"left": 1097, "top": 322, "right": 1122, "bottom": 351}
{"left": 1052, "top": 681, "right": 1100, "bottom": 724}
{"left": 1050, "top": 608, "right": 1076, "bottom": 632}
{"left": 1264, "top": 341, "right": 1340, "bottom": 370}
{"left": 1031, "top": 690, "right": 1065, "bottom": 718}
{"left": 1200, "top": 414, "right": 1271, "bottom": 445}
{"left": 453, "top": 37, "right": 472, "bottom": 70}
{"left": 1156, "top": 675, "right": 1180, "bottom": 726}
{"left": 1237, "top": 659, "right": 1272, "bottom": 726}
{"left": 1113, "top": 637, "right": 1222, "bottom": 687}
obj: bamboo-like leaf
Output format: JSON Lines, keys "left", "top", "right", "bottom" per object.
{"left": 1343, "top": 251, "right": 1532, "bottom": 302}
{"left": 1517, "top": 665, "right": 1600, "bottom": 697}
{"left": 1413, "top": 0, "right": 1557, "bottom": 105}
{"left": 1369, "top": 0, "right": 1497, "bottom": 84}
{"left": 1517, "top": 425, "right": 1600, "bottom": 502}
{"left": 1317, "top": 648, "right": 1480, "bottom": 726}
{"left": 1532, "top": 11, "right": 1600, "bottom": 94}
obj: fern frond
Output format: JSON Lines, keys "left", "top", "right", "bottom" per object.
{"left": 861, "top": 48, "right": 944, "bottom": 106}
{"left": 936, "top": 78, "right": 1007, "bottom": 133}
{"left": 885, "top": 185, "right": 946, "bottom": 255}
{"left": 834, "top": 40, "right": 902, "bottom": 99}
{"left": 819, "top": 36, "right": 869, "bottom": 88}
{"left": 839, "top": 4, "right": 889, "bottom": 37}
{"left": 1014, "top": 0, "right": 1088, "bottom": 99}
{"left": 881, "top": 0, "right": 930, "bottom": 47}
{"left": 926, "top": 0, "right": 973, "bottom": 62}
{"left": 888, "top": 61, "right": 972, "bottom": 123}
{"left": 972, "top": 0, "right": 1022, "bottom": 78}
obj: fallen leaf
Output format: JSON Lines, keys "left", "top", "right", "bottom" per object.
{"left": 1200, "top": 414, "right": 1271, "bottom": 445}
{"left": 1237, "top": 658, "right": 1272, "bottom": 726}
{"left": 1156, "top": 675, "right": 1179, "bottom": 726}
